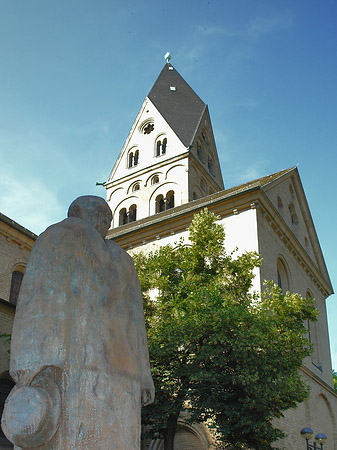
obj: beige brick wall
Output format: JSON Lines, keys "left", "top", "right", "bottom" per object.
{"left": 0, "top": 304, "right": 15, "bottom": 376}
{"left": 274, "top": 369, "right": 337, "bottom": 449}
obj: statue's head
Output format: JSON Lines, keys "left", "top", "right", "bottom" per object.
{"left": 68, "top": 196, "right": 112, "bottom": 237}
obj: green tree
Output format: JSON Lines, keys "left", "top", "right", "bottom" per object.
{"left": 134, "top": 209, "right": 317, "bottom": 450}
{"left": 333, "top": 370, "right": 337, "bottom": 391}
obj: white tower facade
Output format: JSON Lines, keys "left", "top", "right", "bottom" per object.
{"left": 104, "top": 63, "right": 224, "bottom": 229}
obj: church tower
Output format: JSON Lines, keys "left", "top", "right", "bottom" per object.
{"left": 104, "top": 59, "right": 224, "bottom": 229}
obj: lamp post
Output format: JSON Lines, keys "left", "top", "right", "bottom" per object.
{"left": 300, "top": 428, "right": 327, "bottom": 450}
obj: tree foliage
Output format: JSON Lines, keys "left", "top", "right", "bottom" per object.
{"left": 134, "top": 209, "right": 317, "bottom": 450}
{"left": 333, "top": 370, "right": 337, "bottom": 392}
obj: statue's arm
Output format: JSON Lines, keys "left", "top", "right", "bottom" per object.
{"left": 9, "top": 224, "right": 72, "bottom": 384}
{"left": 131, "top": 270, "right": 155, "bottom": 406}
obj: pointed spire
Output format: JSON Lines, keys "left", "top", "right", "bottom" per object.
{"left": 148, "top": 64, "right": 206, "bottom": 147}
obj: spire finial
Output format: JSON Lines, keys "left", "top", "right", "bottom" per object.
{"left": 164, "top": 52, "right": 171, "bottom": 63}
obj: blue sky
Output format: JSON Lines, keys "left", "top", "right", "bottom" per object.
{"left": 1, "top": 1, "right": 337, "bottom": 367}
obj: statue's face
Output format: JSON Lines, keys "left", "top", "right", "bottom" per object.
{"left": 93, "top": 207, "right": 112, "bottom": 237}
{"left": 83, "top": 205, "right": 112, "bottom": 238}
{"left": 68, "top": 196, "right": 112, "bottom": 238}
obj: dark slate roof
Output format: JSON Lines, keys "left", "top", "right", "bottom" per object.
{"left": 148, "top": 63, "right": 206, "bottom": 147}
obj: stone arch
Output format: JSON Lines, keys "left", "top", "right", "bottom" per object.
{"left": 191, "top": 186, "right": 203, "bottom": 201}
{"left": 149, "top": 182, "right": 180, "bottom": 216}
{"left": 145, "top": 172, "right": 163, "bottom": 187}
{"left": 165, "top": 163, "right": 185, "bottom": 180}
{"left": 314, "top": 393, "right": 337, "bottom": 445}
{"left": 108, "top": 187, "right": 124, "bottom": 202}
{"left": 113, "top": 196, "right": 138, "bottom": 228}
{"left": 148, "top": 422, "right": 210, "bottom": 450}
{"left": 127, "top": 180, "right": 142, "bottom": 194}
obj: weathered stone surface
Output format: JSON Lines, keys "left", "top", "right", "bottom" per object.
{"left": 1, "top": 196, "right": 154, "bottom": 449}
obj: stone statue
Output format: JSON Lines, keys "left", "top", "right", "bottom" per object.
{"left": 1, "top": 196, "right": 155, "bottom": 449}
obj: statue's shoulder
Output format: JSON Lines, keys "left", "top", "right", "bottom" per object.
{"left": 33, "top": 218, "right": 93, "bottom": 254}
{"left": 105, "top": 238, "right": 135, "bottom": 267}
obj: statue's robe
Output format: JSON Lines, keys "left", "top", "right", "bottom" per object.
{"left": 10, "top": 217, "right": 154, "bottom": 449}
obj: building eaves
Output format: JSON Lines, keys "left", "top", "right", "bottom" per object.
{"left": 148, "top": 63, "right": 206, "bottom": 147}
{"left": 107, "top": 167, "right": 294, "bottom": 240}
{"left": 0, "top": 213, "right": 37, "bottom": 241}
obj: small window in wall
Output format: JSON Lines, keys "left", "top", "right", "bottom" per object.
{"left": 166, "top": 190, "right": 174, "bottom": 209}
{"left": 306, "top": 290, "right": 321, "bottom": 370}
{"left": 119, "top": 206, "right": 137, "bottom": 225}
{"left": 289, "top": 203, "right": 299, "bottom": 225}
{"left": 128, "top": 150, "right": 139, "bottom": 168}
{"left": 134, "top": 150, "right": 139, "bottom": 166}
{"left": 192, "top": 192, "right": 197, "bottom": 200}
{"left": 119, "top": 208, "right": 128, "bottom": 226}
{"left": 156, "top": 137, "right": 167, "bottom": 156}
{"left": 132, "top": 183, "right": 140, "bottom": 192}
{"left": 143, "top": 123, "right": 154, "bottom": 134}
{"left": 129, "top": 204, "right": 137, "bottom": 223}
{"left": 128, "top": 152, "right": 134, "bottom": 168}
{"left": 277, "top": 258, "right": 290, "bottom": 293}
{"left": 196, "top": 140, "right": 205, "bottom": 163}
{"left": 155, "top": 191, "right": 175, "bottom": 213}
{"left": 277, "top": 196, "right": 283, "bottom": 213}
{"left": 9, "top": 270, "right": 24, "bottom": 305}
{"left": 155, "top": 194, "right": 165, "bottom": 213}
{"left": 208, "top": 155, "right": 215, "bottom": 175}
{"left": 151, "top": 175, "right": 159, "bottom": 185}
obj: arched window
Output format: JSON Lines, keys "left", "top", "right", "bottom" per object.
{"left": 166, "top": 191, "right": 175, "bottom": 210}
{"left": 119, "top": 208, "right": 128, "bottom": 226}
{"left": 162, "top": 138, "right": 167, "bottom": 154}
{"left": 129, "top": 204, "right": 137, "bottom": 223}
{"left": 288, "top": 203, "right": 299, "bottom": 225}
{"left": 128, "top": 150, "right": 139, "bottom": 168}
{"left": 156, "top": 137, "right": 167, "bottom": 156}
{"left": 155, "top": 195, "right": 165, "bottom": 213}
{"left": 277, "top": 258, "right": 290, "bottom": 293}
{"left": 196, "top": 140, "right": 205, "bottom": 163}
{"left": 134, "top": 150, "right": 139, "bottom": 166}
{"left": 306, "top": 290, "right": 321, "bottom": 370}
{"left": 200, "top": 178, "right": 206, "bottom": 192}
{"left": 132, "top": 183, "right": 140, "bottom": 192}
{"left": 277, "top": 196, "right": 283, "bottom": 213}
{"left": 208, "top": 155, "right": 215, "bottom": 175}
{"left": 9, "top": 270, "right": 24, "bottom": 305}
{"left": 128, "top": 152, "right": 134, "bottom": 168}
{"left": 151, "top": 175, "right": 159, "bottom": 185}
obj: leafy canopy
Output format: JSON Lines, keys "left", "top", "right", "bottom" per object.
{"left": 134, "top": 209, "right": 317, "bottom": 450}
